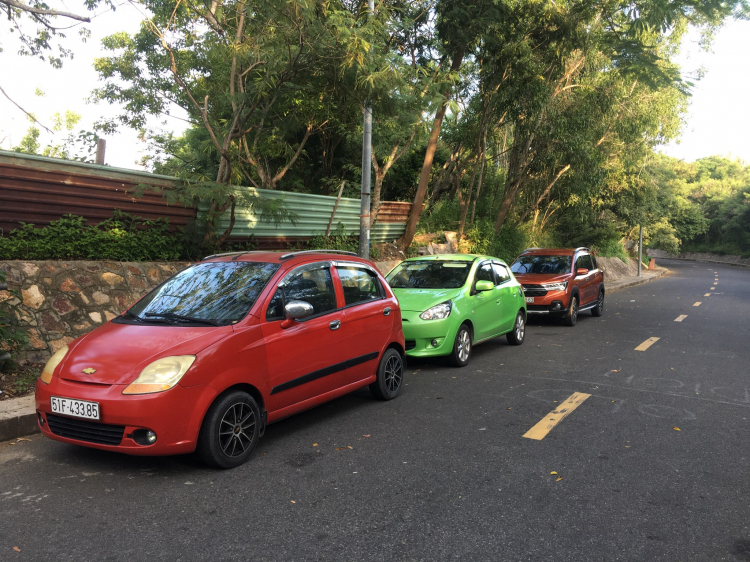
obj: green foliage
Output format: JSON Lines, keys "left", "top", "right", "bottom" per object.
{"left": 0, "top": 211, "right": 184, "bottom": 261}
{"left": 0, "top": 270, "right": 29, "bottom": 366}
{"left": 302, "top": 223, "right": 380, "bottom": 260}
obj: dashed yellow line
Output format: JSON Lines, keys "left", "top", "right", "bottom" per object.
{"left": 710, "top": 287, "right": 715, "bottom": 291}
{"left": 523, "top": 392, "right": 591, "bottom": 440}
{"left": 693, "top": 302, "right": 702, "bottom": 307}
{"left": 675, "top": 315, "right": 687, "bottom": 322}
{"left": 714, "top": 282, "right": 718, "bottom": 285}
{"left": 635, "top": 337, "right": 660, "bottom": 351}
{"left": 704, "top": 293, "right": 711, "bottom": 297}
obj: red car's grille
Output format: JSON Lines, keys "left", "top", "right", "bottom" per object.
{"left": 47, "top": 414, "right": 125, "bottom": 446}
{"left": 522, "top": 284, "right": 548, "bottom": 297}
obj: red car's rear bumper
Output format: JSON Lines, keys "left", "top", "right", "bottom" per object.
{"left": 35, "top": 377, "right": 218, "bottom": 456}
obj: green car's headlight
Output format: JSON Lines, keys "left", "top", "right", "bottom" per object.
{"left": 420, "top": 301, "right": 452, "bottom": 320}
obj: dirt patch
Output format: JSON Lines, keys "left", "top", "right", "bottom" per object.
{"left": 373, "top": 242, "right": 406, "bottom": 261}
{"left": 0, "top": 363, "right": 42, "bottom": 400}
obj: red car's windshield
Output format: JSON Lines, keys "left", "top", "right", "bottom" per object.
{"left": 124, "top": 261, "right": 280, "bottom": 325}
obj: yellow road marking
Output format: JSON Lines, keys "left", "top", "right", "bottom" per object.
{"left": 704, "top": 293, "right": 711, "bottom": 297}
{"left": 675, "top": 315, "right": 687, "bottom": 322}
{"left": 693, "top": 302, "right": 702, "bottom": 307}
{"left": 523, "top": 392, "right": 591, "bottom": 440}
{"left": 635, "top": 337, "right": 660, "bottom": 351}
{"left": 710, "top": 287, "right": 715, "bottom": 291}
{"left": 714, "top": 282, "right": 718, "bottom": 285}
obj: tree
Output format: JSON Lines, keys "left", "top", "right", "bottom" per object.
{"left": 0, "top": 0, "right": 110, "bottom": 128}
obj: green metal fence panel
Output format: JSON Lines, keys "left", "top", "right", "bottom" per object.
{"left": 200, "top": 187, "right": 408, "bottom": 243}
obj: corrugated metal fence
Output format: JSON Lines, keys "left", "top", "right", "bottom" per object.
{"left": 0, "top": 151, "right": 195, "bottom": 234}
{"left": 208, "top": 187, "right": 411, "bottom": 249}
{"left": 0, "top": 150, "right": 411, "bottom": 248}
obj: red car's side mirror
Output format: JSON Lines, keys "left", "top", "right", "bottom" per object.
{"left": 576, "top": 268, "right": 589, "bottom": 276}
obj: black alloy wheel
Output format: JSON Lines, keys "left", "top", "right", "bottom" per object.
{"left": 563, "top": 296, "right": 578, "bottom": 327}
{"left": 197, "top": 390, "right": 261, "bottom": 469}
{"left": 591, "top": 289, "right": 605, "bottom": 317}
{"left": 370, "top": 348, "right": 404, "bottom": 400}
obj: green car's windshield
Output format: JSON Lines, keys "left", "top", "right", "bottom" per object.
{"left": 124, "top": 261, "right": 280, "bottom": 325}
{"left": 511, "top": 255, "right": 572, "bottom": 275}
{"left": 386, "top": 261, "right": 472, "bottom": 289}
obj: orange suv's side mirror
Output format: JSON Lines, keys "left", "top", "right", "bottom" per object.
{"left": 576, "top": 268, "right": 589, "bottom": 276}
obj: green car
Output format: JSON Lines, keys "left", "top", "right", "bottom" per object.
{"left": 385, "top": 254, "right": 527, "bottom": 367}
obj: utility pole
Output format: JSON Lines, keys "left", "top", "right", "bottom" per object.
{"left": 638, "top": 224, "right": 643, "bottom": 277}
{"left": 358, "top": 0, "right": 375, "bottom": 260}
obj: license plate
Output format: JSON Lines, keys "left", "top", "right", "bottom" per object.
{"left": 525, "top": 297, "right": 534, "bottom": 303}
{"left": 50, "top": 396, "right": 100, "bottom": 420}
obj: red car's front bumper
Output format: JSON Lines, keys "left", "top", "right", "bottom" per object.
{"left": 35, "top": 377, "right": 218, "bottom": 456}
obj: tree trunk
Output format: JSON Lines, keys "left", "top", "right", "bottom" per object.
{"left": 396, "top": 48, "right": 465, "bottom": 251}
{"left": 470, "top": 132, "right": 487, "bottom": 224}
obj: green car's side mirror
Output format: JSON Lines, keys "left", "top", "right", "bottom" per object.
{"left": 475, "top": 280, "right": 494, "bottom": 292}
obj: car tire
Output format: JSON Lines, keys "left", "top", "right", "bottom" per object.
{"left": 370, "top": 348, "right": 404, "bottom": 400}
{"left": 197, "top": 390, "right": 261, "bottom": 469}
{"left": 506, "top": 311, "right": 526, "bottom": 345}
{"left": 449, "top": 323, "right": 472, "bottom": 367}
{"left": 563, "top": 295, "right": 578, "bottom": 327}
{"left": 591, "top": 288, "right": 605, "bottom": 317}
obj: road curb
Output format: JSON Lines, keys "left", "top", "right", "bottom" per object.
{"left": 653, "top": 256, "right": 750, "bottom": 269}
{"left": 0, "top": 395, "right": 37, "bottom": 442}
{"left": 606, "top": 268, "right": 669, "bottom": 294}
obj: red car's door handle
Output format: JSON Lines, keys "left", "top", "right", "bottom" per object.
{"left": 329, "top": 320, "right": 341, "bottom": 330}
{"left": 383, "top": 307, "right": 391, "bottom": 316}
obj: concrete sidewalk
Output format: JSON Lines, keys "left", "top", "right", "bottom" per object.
{"left": 0, "top": 266, "right": 669, "bottom": 443}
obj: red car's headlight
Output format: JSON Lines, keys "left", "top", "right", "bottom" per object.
{"left": 123, "top": 355, "right": 196, "bottom": 395}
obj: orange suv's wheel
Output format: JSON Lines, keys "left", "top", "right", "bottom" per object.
{"left": 591, "top": 288, "right": 605, "bottom": 317}
{"left": 563, "top": 295, "right": 578, "bottom": 327}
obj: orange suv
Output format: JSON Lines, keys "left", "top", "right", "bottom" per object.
{"left": 509, "top": 247, "right": 604, "bottom": 326}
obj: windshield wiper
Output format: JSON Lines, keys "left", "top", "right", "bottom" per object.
{"left": 144, "top": 312, "right": 221, "bottom": 326}
{"left": 121, "top": 310, "right": 146, "bottom": 322}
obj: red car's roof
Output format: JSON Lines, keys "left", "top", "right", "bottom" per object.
{"left": 521, "top": 248, "right": 581, "bottom": 256}
{"left": 203, "top": 250, "right": 373, "bottom": 266}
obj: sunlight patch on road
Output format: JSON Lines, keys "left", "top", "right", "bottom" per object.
{"left": 523, "top": 392, "right": 591, "bottom": 441}
{"left": 635, "top": 337, "right": 660, "bottom": 351}
{"left": 674, "top": 315, "right": 687, "bottom": 322}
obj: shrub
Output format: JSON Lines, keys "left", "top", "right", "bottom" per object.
{"left": 0, "top": 211, "right": 184, "bottom": 261}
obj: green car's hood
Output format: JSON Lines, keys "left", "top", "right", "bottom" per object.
{"left": 392, "top": 288, "right": 463, "bottom": 312}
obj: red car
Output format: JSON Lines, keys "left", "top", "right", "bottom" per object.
{"left": 509, "top": 247, "right": 605, "bottom": 326}
{"left": 35, "top": 250, "right": 405, "bottom": 468}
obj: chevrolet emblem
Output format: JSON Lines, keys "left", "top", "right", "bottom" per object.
{"left": 82, "top": 368, "right": 97, "bottom": 375}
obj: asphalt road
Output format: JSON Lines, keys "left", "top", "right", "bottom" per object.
{"left": 1, "top": 259, "right": 749, "bottom": 561}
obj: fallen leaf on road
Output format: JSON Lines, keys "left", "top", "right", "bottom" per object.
{"left": 362, "top": 435, "right": 370, "bottom": 438}
{"left": 436, "top": 396, "right": 443, "bottom": 399}
{"left": 550, "top": 471, "right": 558, "bottom": 475}
{"left": 673, "top": 427, "right": 681, "bottom": 431}
{"left": 335, "top": 447, "right": 345, "bottom": 451}
{"left": 15, "top": 438, "right": 31, "bottom": 442}
{"left": 291, "top": 500, "right": 296, "bottom": 504}
{"left": 313, "top": 443, "right": 318, "bottom": 447}
{"left": 611, "top": 369, "right": 621, "bottom": 373}
{"left": 556, "top": 477, "right": 563, "bottom": 482}
{"left": 13, "top": 547, "right": 21, "bottom": 552}
{"left": 507, "top": 407, "right": 512, "bottom": 410}
{"left": 347, "top": 446, "right": 353, "bottom": 449}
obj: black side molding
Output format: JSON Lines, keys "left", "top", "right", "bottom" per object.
{"left": 270, "top": 352, "right": 380, "bottom": 395}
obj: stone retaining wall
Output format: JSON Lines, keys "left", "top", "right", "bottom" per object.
{"left": 0, "top": 260, "right": 191, "bottom": 363}
{"left": 647, "top": 248, "right": 750, "bottom": 267}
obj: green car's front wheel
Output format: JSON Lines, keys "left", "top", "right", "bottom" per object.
{"left": 449, "top": 323, "right": 472, "bottom": 367}
{"left": 506, "top": 311, "right": 525, "bottom": 345}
